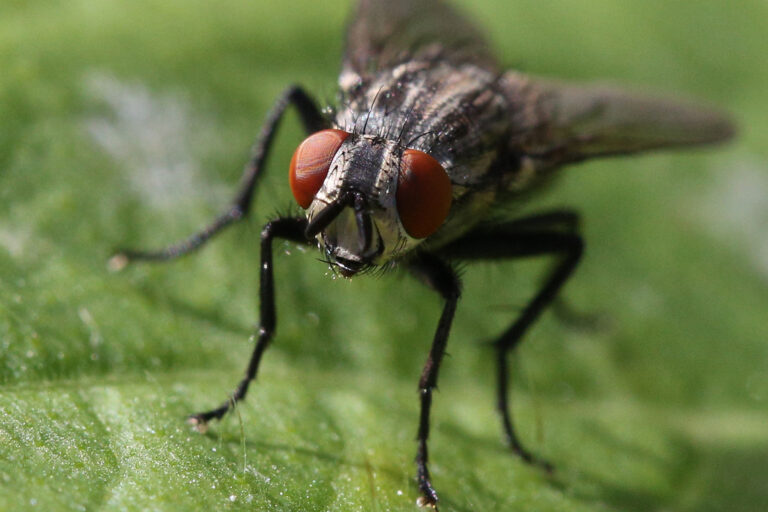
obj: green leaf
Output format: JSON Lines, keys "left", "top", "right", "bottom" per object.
{"left": 1, "top": 0, "right": 767, "bottom": 510}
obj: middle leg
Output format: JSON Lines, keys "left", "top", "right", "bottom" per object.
{"left": 440, "top": 213, "right": 583, "bottom": 470}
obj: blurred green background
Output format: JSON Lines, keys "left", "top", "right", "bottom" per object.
{"left": 1, "top": 0, "right": 766, "bottom": 510}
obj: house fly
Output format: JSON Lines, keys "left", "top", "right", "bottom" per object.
{"left": 110, "top": 0, "right": 734, "bottom": 507}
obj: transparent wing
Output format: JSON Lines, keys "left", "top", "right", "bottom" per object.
{"left": 342, "top": 0, "right": 497, "bottom": 78}
{"left": 505, "top": 73, "right": 736, "bottom": 166}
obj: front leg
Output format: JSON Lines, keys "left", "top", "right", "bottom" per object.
{"left": 110, "top": 85, "right": 325, "bottom": 267}
{"left": 189, "top": 216, "right": 310, "bottom": 428}
{"left": 407, "top": 253, "right": 461, "bottom": 509}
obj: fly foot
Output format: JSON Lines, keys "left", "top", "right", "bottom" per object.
{"left": 416, "top": 495, "right": 439, "bottom": 510}
{"left": 187, "top": 414, "right": 210, "bottom": 434}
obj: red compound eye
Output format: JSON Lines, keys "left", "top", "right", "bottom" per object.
{"left": 396, "top": 149, "right": 452, "bottom": 239}
{"left": 289, "top": 129, "right": 350, "bottom": 209}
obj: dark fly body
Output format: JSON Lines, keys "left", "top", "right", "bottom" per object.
{"left": 111, "top": 0, "right": 734, "bottom": 508}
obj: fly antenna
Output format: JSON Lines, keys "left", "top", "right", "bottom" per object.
{"left": 353, "top": 192, "right": 372, "bottom": 254}
{"left": 304, "top": 193, "right": 352, "bottom": 239}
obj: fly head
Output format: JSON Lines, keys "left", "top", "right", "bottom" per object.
{"left": 289, "top": 130, "right": 453, "bottom": 276}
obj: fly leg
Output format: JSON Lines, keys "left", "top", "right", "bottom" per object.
{"left": 504, "top": 212, "right": 597, "bottom": 332}
{"left": 407, "top": 253, "right": 461, "bottom": 509}
{"left": 189, "top": 216, "right": 311, "bottom": 427}
{"left": 440, "top": 212, "right": 583, "bottom": 471}
{"left": 110, "top": 85, "right": 325, "bottom": 267}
